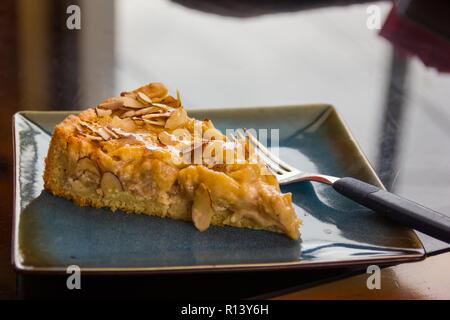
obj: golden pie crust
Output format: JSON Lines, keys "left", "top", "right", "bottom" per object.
{"left": 43, "top": 83, "right": 301, "bottom": 239}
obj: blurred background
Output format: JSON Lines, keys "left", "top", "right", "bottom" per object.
{"left": 1, "top": 0, "right": 450, "bottom": 298}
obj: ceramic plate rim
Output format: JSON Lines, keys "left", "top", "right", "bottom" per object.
{"left": 12, "top": 104, "right": 425, "bottom": 274}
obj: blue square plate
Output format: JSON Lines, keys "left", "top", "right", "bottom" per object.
{"left": 12, "top": 105, "right": 424, "bottom": 273}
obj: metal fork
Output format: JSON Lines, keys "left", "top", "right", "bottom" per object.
{"left": 240, "top": 129, "right": 450, "bottom": 244}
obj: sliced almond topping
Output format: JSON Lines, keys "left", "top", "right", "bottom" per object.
{"left": 109, "top": 127, "right": 131, "bottom": 138}
{"left": 111, "top": 115, "right": 137, "bottom": 131}
{"left": 151, "top": 97, "right": 166, "bottom": 103}
{"left": 165, "top": 108, "right": 187, "bottom": 130}
{"left": 97, "top": 127, "right": 111, "bottom": 140}
{"left": 74, "top": 123, "right": 84, "bottom": 133}
{"left": 96, "top": 107, "right": 112, "bottom": 117}
{"left": 76, "top": 158, "right": 100, "bottom": 176}
{"left": 101, "top": 172, "right": 123, "bottom": 195}
{"left": 103, "top": 126, "right": 120, "bottom": 139}
{"left": 158, "top": 131, "right": 178, "bottom": 146}
{"left": 131, "top": 117, "right": 145, "bottom": 125}
{"left": 108, "top": 127, "right": 124, "bottom": 136}
{"left": 142, "top": 118, "right": 166, "bottom": 126}
{"left": 120, "top": 91, "right": 137, "bottom": 99}
{"left": 134, "top": 106, "right": 161, "bottom": 116}
{"left": 136, "top": 82, "right": 168, "bottom": 99}
{"left": 151, "top": 103, "right": 176, "bottom": 112}
{"left": 142, "top": 112, "right": 172, "bottom": 119}
{"left": 80, "top": 133, "right": 103, "bottom": 141}
{"left": 79, "top": 120, "right": 96, "bottom": 133}
{"left": 159, "top": 96, "right": 180, "bottom": 108}
{"left": 121, "top": 96, "right": 145, "bottom": 109}
{"left": 156, "top": 105, "right": 176, "bottom": 113}
{"left": 79, "top": 120, "right": 120, "bottom": 141}
{"left": 121, "top": 110, "right": 136, "bottom": 118}
{"left": 136, "top": 92, "right": 152, "bottom": 105}
{"left": 98, "top": 98, "right": 124, "bottom": 110}
{"left": 192, "top": 183, "right": 214, "bottom": 232}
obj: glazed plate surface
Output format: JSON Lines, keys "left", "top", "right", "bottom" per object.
{"left": 13, "top": 105, "right": 424, "bottom": 273}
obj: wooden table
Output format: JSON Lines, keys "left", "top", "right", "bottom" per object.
{"left": 274, "top": 253, "right": 450, "bottom": 299}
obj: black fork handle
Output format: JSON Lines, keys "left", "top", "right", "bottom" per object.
{"left": 332, "top": 177, "right": 450, "bottom": 243}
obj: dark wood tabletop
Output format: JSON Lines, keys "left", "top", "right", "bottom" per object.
{"left": 1, "top": 0, "right": 450, "bottom": 299}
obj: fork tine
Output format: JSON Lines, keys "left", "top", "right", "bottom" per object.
{"left": 254, "top": 148, "right": 283, "bottom": 175}
{"left": 264, "top": 162, "right": 282, "bottom": 176}
{"left": 233, "top": 130, "right": 282, "bottom": 174}
{"left": 236, "top": 130, "right": 246, "bottom": 142}
{"left": 243, "top": 128, "right": 296, "bottom": 172}
{"left": 230, "top": 132, "right": 252, "bottom": 165}
{"left": 229, "top": 132, "right": 239, "bottom": 143}
{"left": 230, "top": 130, "right": 287, "bottom": 175}
{"left": 236, "top": 131, "right": 269, "bottom": 165}
{"left": 235, "top": 130, "right": 252, "bottom": 157}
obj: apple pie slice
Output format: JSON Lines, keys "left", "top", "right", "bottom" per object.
{"left": 43, "top": 83, "right": 301, "bottom": 239}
